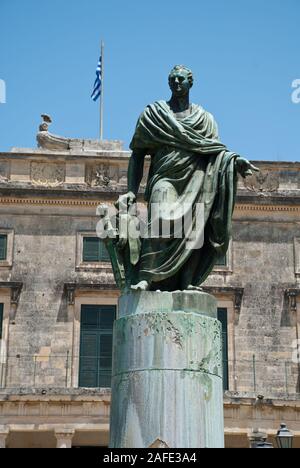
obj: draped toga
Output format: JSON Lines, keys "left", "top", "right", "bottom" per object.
{"left": 130, "top": 100, "right": 238, "bottom": 290}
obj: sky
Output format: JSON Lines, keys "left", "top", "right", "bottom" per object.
{"left": 0, "top": 0, "right": 299, "bottom": 161}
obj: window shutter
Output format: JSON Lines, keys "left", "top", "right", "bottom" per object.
{"left": 100, "top": 307, "right": 115, "bottom": 330}
{"left": 215, "top": 254, "right": 227, "bottom": 266}
{"left": 79, "top": 331, "right": 98, "bottom": 388}
{"left": 79, "top": 305, "right": 116, "bottom": 388}
{"left": 83, "top": 237, "right": 110, "bottom": 262}
{"left": 83, "top": 237, "right": 100, "bottom": 262}
{"left": 99, "top": 241, "right": 110, "bottom": 262}
{"left": 99, "top": 335, "right": 113, "bottom": 369}
{"left": 81, "top": 305, "right": 99, "bottom": 329}
{"left": 0, "top": 304, "right": 3, "bottom": 340}
{"left": 0, "top": 235, "right": 7, "bottom": 261}
{"left": 98, "top": 335, "right": 113, "bottom": 387}
{"left": 217, "top": 308, "right": 229, "bottom": 391}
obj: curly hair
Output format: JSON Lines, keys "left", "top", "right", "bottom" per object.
{"left": 168, "top": 65, "right": 194, "bottom": 87}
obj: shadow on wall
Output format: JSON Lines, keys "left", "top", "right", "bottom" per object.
{"left": 57, "top": 288, "right": 69, "bottom": 323}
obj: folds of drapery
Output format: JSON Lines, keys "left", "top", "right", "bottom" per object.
{"left": 129, "top": 101, "right": 238, "bottom": 288}
{"left": 130, "top": 101, "right": 225, "bottom": 154}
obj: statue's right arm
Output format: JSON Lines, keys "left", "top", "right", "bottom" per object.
{"left": 127, "top": 149, "right": 147, "bottom": 197}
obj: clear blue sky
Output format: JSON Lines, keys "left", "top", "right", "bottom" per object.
{"left": 0, "top": 0, "right": 299, "bottom": 161}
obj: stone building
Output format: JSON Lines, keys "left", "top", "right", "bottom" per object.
{"left": 0, "top": 122, "right": 299, "bottom": 448}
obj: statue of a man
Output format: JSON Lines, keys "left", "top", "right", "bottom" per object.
{"left": 118, "top": 65, "right": 258, "bottom": 292}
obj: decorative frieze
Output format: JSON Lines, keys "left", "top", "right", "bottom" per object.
{"left": 31, "top": 162, "right": 65, "bottom": 187}
{"left": 243, "top": 171, "right": 280, "bottom": 195}
{"left": 86, "top": 163, "right": 120, "bottom": 189}
{"left": 235, "top": 204, "right": 300, "bottom": 213}
{"left": 85, "top": 163, "right": 130, "bottom": 189}
{"left": 85, "top": 163, "right": 147, "bottom": 190}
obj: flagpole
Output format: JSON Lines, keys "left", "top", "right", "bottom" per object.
{"left": 100, "top": 41, "right": 104, "bottom": 141}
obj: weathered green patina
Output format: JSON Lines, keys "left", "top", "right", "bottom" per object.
{"left": 109, "top": 290, "right": 224, "bottom": 448}
{"left": 107, "top": 65, "right": 258, "bottom": 292}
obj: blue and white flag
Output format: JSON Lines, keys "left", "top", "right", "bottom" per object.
{"left": 91, "top": 56, "right": 102, "bottom": 102}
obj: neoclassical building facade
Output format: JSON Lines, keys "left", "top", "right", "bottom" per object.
{"left": 0, "top": 127, "right": 299, "bottom": 448}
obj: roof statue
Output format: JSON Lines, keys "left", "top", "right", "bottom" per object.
{"left": 36, "top": 114, "right": 122, "bottom": 152}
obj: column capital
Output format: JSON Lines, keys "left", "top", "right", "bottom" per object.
{"left": 54, "top": 429, "right": 75, "bottom": 449}
{"left": 0, "top": 427, "right": 9, "bottom": 449}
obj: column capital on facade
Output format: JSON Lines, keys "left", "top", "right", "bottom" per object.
{"left": 0, "top": 427, "right": 9, "bottom": 448}
{"left": 54, "top": 428, "right": 75, "bottom": 437}
{"left": 54, "top": 428, "right": 75, "bottom": 448}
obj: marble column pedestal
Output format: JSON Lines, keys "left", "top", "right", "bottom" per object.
{"left": 109, "top": 291, "right": 224, "bottom": 448}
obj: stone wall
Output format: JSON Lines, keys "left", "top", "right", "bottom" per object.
{"left": 206, "top": 218, "right": 300, "bottom": 395}
{"left": 0, "top": 149, "right": 299, "bottom": 398}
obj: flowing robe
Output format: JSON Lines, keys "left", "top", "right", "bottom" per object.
{"left": 130, "top": 100, "right": 238, "bottom": 290}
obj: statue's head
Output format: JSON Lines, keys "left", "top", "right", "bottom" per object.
{"left": 168, "top": 65, "right": 193, "bottom": 97}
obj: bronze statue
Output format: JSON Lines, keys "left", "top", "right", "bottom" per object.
{"left": 104, "top": 65, "right": 258, "bottom": 292}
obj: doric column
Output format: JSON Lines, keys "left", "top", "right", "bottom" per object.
{"left": 55, "top": 429, "right": 75, "bottom": 449}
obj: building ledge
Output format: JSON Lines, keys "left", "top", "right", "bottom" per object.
{"left": 1, "top": 387, "right": 299, "bottom": 404}
{"left": 0, "top": 387, "right": 111, "bottom": 402}
{"left": 224, "top": 391, "right": 300, "bottom": 406}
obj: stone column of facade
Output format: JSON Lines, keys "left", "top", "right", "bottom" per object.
{"left": 0, "top": 428, "right": 9, "bottom": 448}
{"left": 55, "top": 429, "right": 75, "bottom": 449}
{"left": 109, "top": 291, "right": 224, "bottom": 448}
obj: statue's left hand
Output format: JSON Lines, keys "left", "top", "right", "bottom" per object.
{"left": 235, "top": 157, "right": 260, "bottom": 178}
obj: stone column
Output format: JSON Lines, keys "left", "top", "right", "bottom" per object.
{"left": 0, "top": 428, "right": 9, "bottom": 448}
{"left": 55, "top": 429, "right": 75, "bottom": 449}
{"left": 109, "top": 291, "right": 224, "bottom": 448}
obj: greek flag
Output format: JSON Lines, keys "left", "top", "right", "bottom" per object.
{"left": 91, "top": 56, "right": 102, "bottom": 102}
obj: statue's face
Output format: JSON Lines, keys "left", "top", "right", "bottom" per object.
{"left": 169, "top": 69, "right": 191, "bottom": 97}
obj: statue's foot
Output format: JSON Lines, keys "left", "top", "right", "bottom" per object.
{"left": 187, "top": 285, "right": 203, "bottom": 292}
{"left": 131, "top": 280, "right": 150, "bottom": 291}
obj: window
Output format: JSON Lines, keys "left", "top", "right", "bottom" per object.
{"left": 0, "top": 230, "right": 14, "bottom": 268}
{"left": 79, "top": 305, "right": 116, "bottom": 388}
{"left": 76, "top": 232, "right": 111, "bottom": 270}
{"left": 0, "top": 235, "right": 7, "bottom": 261}
{"left": 213, "top": 240, "right": 233, "bottom": 273}
{"left": 82, "top": 237, "right": 110, "bottom": 263}
{"left": 217, "top": 308, "right": 229, "bottom": 391}
{"left": 0, "top": 304, "right": 3, "bottom": 339}
{"left": 215, "top": 254, "right": 227, "bottom": 267}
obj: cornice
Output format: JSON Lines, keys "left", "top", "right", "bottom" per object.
{"left": 0, "top": 196, "right": 299, "bottom": 213}
{"left": 0, "top": 183, "right": 128, "bottom": 198}
{"left": 0, "top": 150, "right": 131, "bottom": 161}
{"left": 0, "top": 197, "right": 103, "bottom": 208}
{"left": 64, "top": 283, "right": 118, "bottom": 305}
{"left": 1, "top": 152, "right": 299, "bottom": 167}
{"left": 203, "top": 286, "right": 244, "bottom": 325}
{"left": 235, "top": 204, "right": 300, "bottom": 213}
{"left": 236, "top": 193, "right": 300, "bottom": 205}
